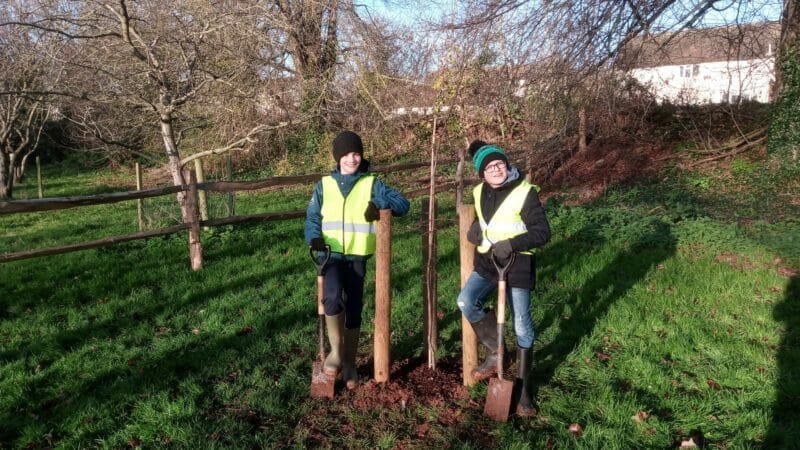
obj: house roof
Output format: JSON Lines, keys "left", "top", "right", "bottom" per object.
{"left": 619, "top": 21, "right": 781, "bottom": 69}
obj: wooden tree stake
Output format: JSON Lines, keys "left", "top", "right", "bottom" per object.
{"left": 374, "top": 208, "right": 392, "bottom": 382}
{"left": 459, "top": 204, "right": 478, "bottom": 386}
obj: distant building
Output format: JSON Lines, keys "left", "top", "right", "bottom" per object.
{"left": 622, "top": 22, "right": 780, "bottom": 105}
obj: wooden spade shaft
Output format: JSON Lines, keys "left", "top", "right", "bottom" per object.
{"left": 496, "top": 279, "right": 506, "bottom": 379}
{"left": 310, "top": 254, "right": 335, "bottom": 400}
{"left": 318, "top": 275, "right": 325, "bottom": 361}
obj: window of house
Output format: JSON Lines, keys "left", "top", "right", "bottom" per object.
{"left": 680, "top": 65, "right": 697, "bottom": 78}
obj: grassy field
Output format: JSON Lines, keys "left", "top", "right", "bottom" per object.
{"left": 1, "top": 161, "right": 798, "bottom": 449}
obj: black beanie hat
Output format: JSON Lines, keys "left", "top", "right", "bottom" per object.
{"left": 332, "top": 130, "right": 364, "bottom": 162}
{"left": 468, "top": 139, "right": 509, "bottom": 178}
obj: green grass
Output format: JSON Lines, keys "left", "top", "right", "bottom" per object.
{"left": 1, "top": 162, "right": 798, "bottom": 448}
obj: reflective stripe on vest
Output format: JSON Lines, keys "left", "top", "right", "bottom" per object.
{"left": 320, "top": 175, "right": 376, "bottom": 256}
{"left": 474, "top": 180, "right": 540, "bottom": 255}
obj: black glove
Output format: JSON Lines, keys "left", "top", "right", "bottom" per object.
{"left": 310, "top": 237, "right": 327, "bottom": 251}
{"left": 467, "top": 220, "right": 482, "bottom": 245}
{"left": 364, "top": 201, "right": 380, "bottom": 222}
{"left": 492, "top": 239, "right": 514, "bottom": 261}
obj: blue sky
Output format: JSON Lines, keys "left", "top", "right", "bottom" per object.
{"left": 358, "top": 1, "right": 783, "bottom": 29}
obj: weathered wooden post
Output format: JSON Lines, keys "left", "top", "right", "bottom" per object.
{"left": 459, "top": 204, "right": 478, "bottom": 386}
{"left": 225, "top": 154, "right": 235, "bottom": 217}
{"left": 135, "top": 162, "right": 145, "bottom": 231}
{"left": 579, "top": 107, "right": 587, "bottom": 153}
{"left": 194, "top": 159, "right": 209, "bottom": 227}
{"left": 374, "top": 208, "right": 392, "bottom": 382}
{"left": 36, "top": 156, "right": 43, "bottom": 199}
{"left": 184, "top": 168, "right": 203, "bottom": 271}
{"left": 421, "top": 197, "right": 437, "bottom": 370}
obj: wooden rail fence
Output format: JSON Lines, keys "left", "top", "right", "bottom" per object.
{"left": 0, "top": 159, "right": 471, "bottom": 264}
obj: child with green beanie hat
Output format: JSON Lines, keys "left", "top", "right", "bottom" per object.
{"left": 458, "top": 139, "right": 551, "bottom": 417}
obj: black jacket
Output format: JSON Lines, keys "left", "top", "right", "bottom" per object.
{"left": 473, "top": 174, "right": 551, "bottom": 289}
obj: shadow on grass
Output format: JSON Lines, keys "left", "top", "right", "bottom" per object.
{"left": 767, "top": 275, "right": 800, "bottom": 447}
{"left": 0, "top": 230, "right": 313, "bottom": 447}
{"left": 533, "top": 219, "right": 677, "bottom": 389}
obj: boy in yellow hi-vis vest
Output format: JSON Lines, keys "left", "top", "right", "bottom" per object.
{"left": 305, "top": 130, "right": 409, "bottom": 390}
{"left": 457, "top": 140, "right": 551, "bottom": 417}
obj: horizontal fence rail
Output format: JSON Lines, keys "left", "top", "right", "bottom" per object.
{"left": 0, "top": 159, "right": 459, "bottom": 216}
{"left": 0, "top": 156, "right": 473, "bottom": 264}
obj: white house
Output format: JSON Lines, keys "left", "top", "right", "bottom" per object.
{"left": 625, "top": 22, "right": 780, "bottom": 105}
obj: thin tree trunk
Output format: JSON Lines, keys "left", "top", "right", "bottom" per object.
{"left": 159, "top": 109, "right": 203, "bottom": 269}
{"left": 0, "top": 153, "right": 9, "bottom": 199}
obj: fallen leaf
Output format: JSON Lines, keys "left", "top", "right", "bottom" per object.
{"left": 568, "top": 423, "right": 583, "bottom": 437}
{"left": 707, "top": 379, "right": 721, "bottom": 390}
{"left": 632, "top": 411, "right": 649, "bottom": 423}
{"left": 416, "top": 423, "right": 430, "bottom": 437}
{"left": 128, "top": 437, "right": 141, "bottom": 448}
{"left": 126, "top": 358, "right": 138, "bottom": 366}
{"left": 240, "top": 325, "right": 253, "bottom": 334}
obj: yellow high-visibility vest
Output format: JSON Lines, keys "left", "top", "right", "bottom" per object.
{"left": 474, "top": 180, "right": 540, "bottom": 255}
{"left": 321, "top": 175, "right": 376, "bottom": 256}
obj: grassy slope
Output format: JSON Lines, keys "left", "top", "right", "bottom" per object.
{"left": 0, "top": 160, "right": 798, "bottom": 449}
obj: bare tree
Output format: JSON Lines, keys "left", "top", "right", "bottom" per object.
{"left": 0, "top": 3, "right": 59, "bottom": 199}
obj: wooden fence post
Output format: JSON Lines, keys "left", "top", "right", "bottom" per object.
{"left": 184, "top": 169, "right": 203, "bottom": 271}
{"left": 135, "top": 163, "right": 145, "bottom": 231}
{"left": 579, "top": 107, "right": 587, "bottom": 153}
{"left": 36, "top": 156, "right": 43, "bottom": 199}
{"left": 459, "top": 204, "right": 478, "bottom": 386}
{"left": 421, "top": 197, "right": 437, "bottom": 370}
{"left": 225, "top": 154, "right": 235, "bottom": 217}
{"left": 194, "top": 159, "right": 209, "bottom": 226}
{"left": 374, "top": 208, "right": 392, "bottom": 383}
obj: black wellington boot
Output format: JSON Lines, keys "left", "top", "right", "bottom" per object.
{"left": 515, "top": 346, "right": 537, "bottom": 417}
{"left": 342, "top": 327, "right": 360, "bottom": 390}
{"left": 470, "top": 311, "right": 510, "bottom": 381}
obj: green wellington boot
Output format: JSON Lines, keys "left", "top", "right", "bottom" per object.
{"left": 323, "top": 313, "right": 344, "bottom": 376}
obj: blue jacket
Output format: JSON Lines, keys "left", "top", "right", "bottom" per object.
{"left": 305, "top": 160, "right": 410, "bottom": 260}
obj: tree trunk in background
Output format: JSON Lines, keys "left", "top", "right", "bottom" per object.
{"left": 279, "top": 0, "right": 339, "bottom": 119}
{"left": 775, "top": 0, "right": 800, "bottom": 96}
{"left": 0, "top": 153, "right": 9, "bottom": 199}
{"left": 768, "top": 0, "right": 800, "bottom": 163}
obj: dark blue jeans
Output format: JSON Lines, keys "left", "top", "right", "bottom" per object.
{"left": 457, "top": 271, "right": 535, "bottom": 348}
{"left": 323, "top": 259, "right": 367, "bottom": 329}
